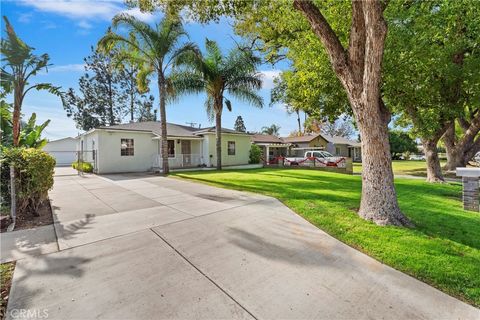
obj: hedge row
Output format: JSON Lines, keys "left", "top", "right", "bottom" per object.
{"left": 0, "top": 148, "right": 56, "bottom": 216}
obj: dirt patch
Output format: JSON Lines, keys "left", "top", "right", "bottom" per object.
{"left": 0, "top": 262, "right": 15, "bottom": 320}
{"left": 0, "top": 200, "right": 53, "bottom": 232}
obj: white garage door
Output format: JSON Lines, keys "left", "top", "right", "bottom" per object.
{"left": 46, "top": 151, "right": 77, "bottom": 167}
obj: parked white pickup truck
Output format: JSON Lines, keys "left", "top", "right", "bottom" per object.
{"left": 284, "top": 151, "right": 339, "bottom": 166}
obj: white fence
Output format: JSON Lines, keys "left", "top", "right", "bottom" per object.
{"left": 153, "top": 154, "right": 204, "bottom": 169}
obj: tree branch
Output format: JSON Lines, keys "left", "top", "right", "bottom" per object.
{"left": 348, "top": 0, "right": 365, "bottom": 87}
{"left": 361, "top": 0, "right": 388, "bottom": 101}
{"left": 293, "top": 0, "right": 352, "bottom": 86}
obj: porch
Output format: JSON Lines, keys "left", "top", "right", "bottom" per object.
{"left": 256, "top": 143, "right": 291, "bottom": 165}
{"left": 152, "top": 137, "right": 205, "bottom": 170}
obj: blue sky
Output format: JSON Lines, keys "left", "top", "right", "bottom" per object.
{"left": 1, "top": 0, "right": 300, "bottom": 140}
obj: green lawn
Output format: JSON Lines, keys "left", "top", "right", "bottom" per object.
{"left": 353, "top": 160, "right": 451, "bottom": 177}
{"left": 1, "top": 262, "right": 15, "bottom": 319}
{"left": 173, "top": 168, "right": 480, "bottom": 306}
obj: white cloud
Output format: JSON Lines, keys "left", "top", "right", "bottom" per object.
{"left": 48, "top": 64, "right": 85, "bottom": 73}
{"left": 18, "top": 12, "right": 33, "bottom": 23}
{"left": 41, "top": 20, "right": 57, "bottom": 29}
{"left": 19, "top": 0, "right": 121, "bottom": 20}
{"left": 260, "top": 70, "right": 282, "bottom": 90}
{"left": 77, "top": 20, "right": 93, "bottom": 30}
{"left": 121, "top": 7, "right": 161, "bottom": 24}
{"left": 19, "top": 0, "right": 161, "bottom": 24}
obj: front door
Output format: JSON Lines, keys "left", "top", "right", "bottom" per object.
{"left": 181, "top": 140, "right": 191, "bottom": 166}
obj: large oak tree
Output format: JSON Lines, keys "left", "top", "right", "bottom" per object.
{"left": 132, "top": 0, "right": 411, "bottom": 226}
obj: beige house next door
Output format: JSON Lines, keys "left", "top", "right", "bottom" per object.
{"left": 181, "top": 140, "right": 191, "bottom": 166}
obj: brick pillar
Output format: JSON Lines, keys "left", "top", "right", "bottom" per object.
{"left": 462, "top": 177, "right": 479, "bottom": 212}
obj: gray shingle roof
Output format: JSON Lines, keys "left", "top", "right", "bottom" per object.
{"left": 97, "top": 122, "right": 247, "bottom": 137}
{"left": 251, "top": 134, "right": 285, "bottom": 144}
{"left": 281, "top": 133, "right": 360, "bottom": 147}
{"left": 320, "top": 134, "right": 361, "bottom": 147}
{"left": 282, "top": 134, "right": 320, "bottom": 143}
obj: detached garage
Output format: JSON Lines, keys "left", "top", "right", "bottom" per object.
{"left": 43, "top": 137, "right": 78, "bottom": 166}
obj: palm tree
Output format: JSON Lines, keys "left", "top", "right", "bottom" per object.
{"left": 262, "top": 124, "right": 281, "bottom": 136}
{"left": 98, "top": 14, "right": 197, "bottom": 174}
{"left": 1, "top": 16, "right": 62, "bottom": 146}
{"left": 172, "top": 39, "right": 263, "bottom": 169}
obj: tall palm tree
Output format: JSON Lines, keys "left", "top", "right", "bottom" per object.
{"left": 173, "top": 39, "right": 263, "bottom": 169}
{"left": 261, "top": 124, "right": 281, "bottom": 136}
{"left": 98, "top": 14, "right": 197, "bottom": 174}
{"left": 1, "top": 16, "right": 62, "bottom": 146}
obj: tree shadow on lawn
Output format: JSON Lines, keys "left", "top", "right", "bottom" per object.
{"left": 178, "top": 169, "right": 480, "bottom": 306}
{"left": 177, "top": 169, "right": 480, "bottom": 250}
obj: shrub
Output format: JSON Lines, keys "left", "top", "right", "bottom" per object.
{"left": 0, "top": 147, "right": 56, "bottom": 216}
{"left": 249, "top": 144, "right": 262, "bottom": 164}
{"left": 71, "top": 161, "right": 93, "bottom": 173}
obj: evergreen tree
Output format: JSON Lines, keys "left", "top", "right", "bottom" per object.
{"left": 136, "top": 95, "right": 157, "bottom": 122}
{"left": 64, "top": 47, "right": 128, "bottom": 131}
{"left": 234, "top": 116, "right": 246, "bottom": 132}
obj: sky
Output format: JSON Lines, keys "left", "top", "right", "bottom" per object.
{"left": 1, "top": 0, "right": 299, "bottom": 140}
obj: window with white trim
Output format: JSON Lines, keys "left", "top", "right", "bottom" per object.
{"left": 167, "top": 140, "right": 175, "bottom": 158}
{"left": 121, "top": 139, "right": 134, "bottom": 156}
{"left": 228, "top": 141, "right": 236, "bottom": 155}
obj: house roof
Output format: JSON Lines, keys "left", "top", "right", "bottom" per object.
{"left": 95, "top": 121, "right": 248, "bottom": 137}
{"left": 47, "top": 137, "right": 77, "bottom": 143}
{"left": 281, "top": 133, "right": 360, "bottom": 147}
{"left": 320, "top": 134, "right": 361, "bottom": 147}
{"left": 282, "top": 134, "right": 321, "bottom": 143}
{"left": 250, "top": 134, "right": 284, "bottom": 144}
{"left": 193, "top": 126, "right": 249, "bottom": 135}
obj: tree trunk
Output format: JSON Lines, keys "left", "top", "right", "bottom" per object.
{"left": 422, "top": 138, "right": 445, "bottom": 183}
{"left": 215, "top": 108, "right": 223, "bottom": 170}
{"left": 296, "top": 110, "right": 302, "bottom": 133}
{"left": 108, "top": 77, "right": 115, "bottom": 126}
{"left": 12, "top": 84, "right": 23, "bottom": 147}
{"left": 158, "top": 77, "right": 169, "bottom": 175}
{"left": 355, "top": 100, "right": 410, "bottom": 226}
{"left": 130, "top": 91, "right": 135, "bottom": 122}
{"left": 294, "top": 0, "right": 410, "bottom": 226}
{"left": 443, "top": 119, "right": 480, "bottom": 170}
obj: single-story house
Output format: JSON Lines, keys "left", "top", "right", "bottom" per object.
{"left": 272, "top": 133, "right": 362, "bottom": 162}
{"left": 43, "top": 137, "right": 78, "bottom": 166}
{"left": 250, "top": 134, "right": 291, "bottom": 164}
{"left": 77, "top": 121, "right": 252, "bottom": 174}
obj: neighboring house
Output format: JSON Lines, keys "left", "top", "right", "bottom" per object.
{"left": 43, "top": 137, "right": 78, "bottom": 166}
{"left": 250, "top": 134, "right": 290, "bottom": 164}
{"left": 281, "top": 133, "right": 362, "bottom": 162}
{"left": 77, "top": 121, "right": 251, "bottom": 174}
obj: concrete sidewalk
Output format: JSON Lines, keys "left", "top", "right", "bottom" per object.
{"left": 4, "top": 173, "right": 479, "bottom": 319}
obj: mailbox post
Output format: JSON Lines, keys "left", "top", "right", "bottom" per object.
{"left": 456, "top": 168, "right": 480, "bottom": 212}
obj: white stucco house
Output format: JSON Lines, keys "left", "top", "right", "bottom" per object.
{"left": 43, "top": 137, "right": 78, "bottom": 166}
{"left": 77, "top": 121, "right": 252, "bottom": 174}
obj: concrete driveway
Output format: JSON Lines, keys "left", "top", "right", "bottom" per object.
{"left": 5, "top": 172, "right": 479, "bottom": 319}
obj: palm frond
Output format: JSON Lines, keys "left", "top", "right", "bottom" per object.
{"left": 204, "top": 95, "right": 215, "bottom": 122}
{"left": 111, "top": 13, "right": 157, "bottom": 53}
{"left": 166, "top": 42, "right": 201, "bottom": 71}
{"left": 226, "top": 74, "right": 262, "bottom": 91}
{"left": 224, "top": 98, "right": 232, "bottom": 112}
{"left": 227, "top": 87, "right": 264, "bottom": 109}
{"left": 169, "top": 70, "right": 205, "bottom": 98}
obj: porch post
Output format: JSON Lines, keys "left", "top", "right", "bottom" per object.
{"left": 266, "top": 146, "right": 270, "bottom": 165}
